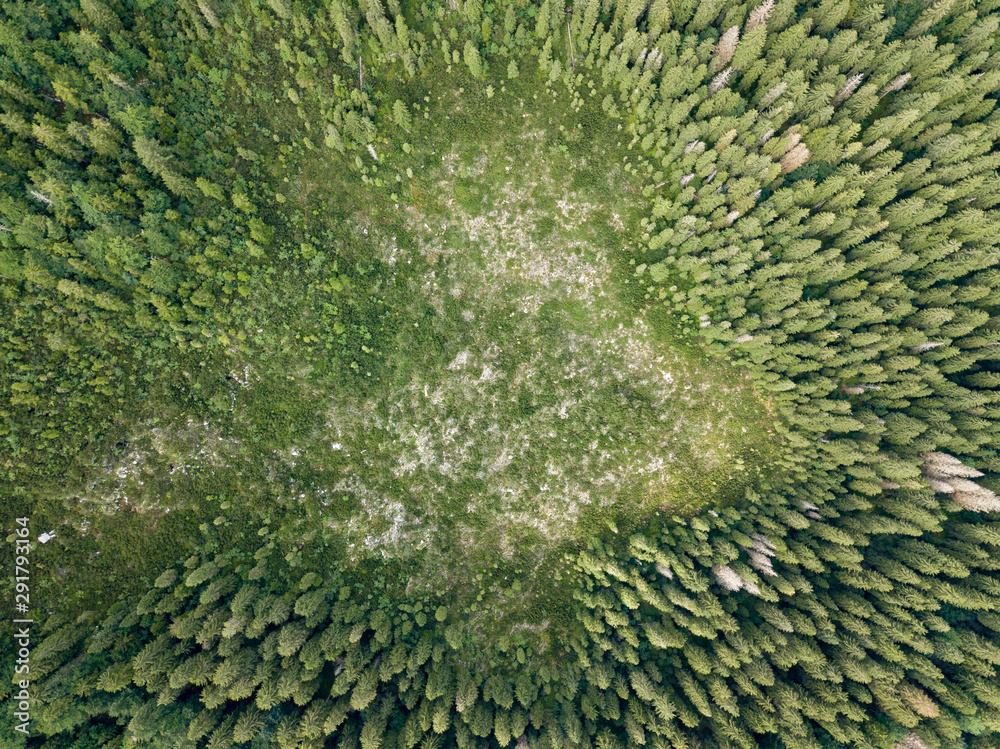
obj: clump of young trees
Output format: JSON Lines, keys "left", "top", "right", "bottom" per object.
{"left": 4, "top": 0, "right": 1000, "bottom": 748}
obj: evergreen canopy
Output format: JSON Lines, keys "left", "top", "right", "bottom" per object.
{"left": 2, "top": 1, "right": 1000, "bottom": 749}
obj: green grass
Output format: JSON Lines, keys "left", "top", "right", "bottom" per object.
{"left": 30, "top": 60, "right": 785, "bottom": 657}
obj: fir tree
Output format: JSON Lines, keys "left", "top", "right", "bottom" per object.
{"left": 463, "top": 40, "right": 484, "bottom": 78}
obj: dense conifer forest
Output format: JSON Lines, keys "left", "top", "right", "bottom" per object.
{"left": 2, "top": 0, "right": 999, "bottom": 748}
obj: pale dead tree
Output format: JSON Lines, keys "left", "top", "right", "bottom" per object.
{"left": 516, "top": 735, "right": 530, "bottom": 749}
{"left": 713, "top": 26, "right": 740, "bottom": 68}
{"left": 748, "top": 550, "right": 776, "bottom": 576}
{"left": 879, "top": 72, "right": 912, "bottom": 98}
{"left": 747, "top": 535, "right": 778, "bottom": 576}
{"left": 712, "top": 564, "right": 743, "bottom": 591}
{"left": 831, "top": 73, "right": 864, "bottom": 105}
{"left": 725, "top": 210, "right": 740, "bottom": 226}
{"left": 899, "top": 684, "right": 940, "bottom": 719}
{"left": 922, "top": 452, "right": 1000, "bottom": 513}
{"left": 925, "top": 477, "right": 955, "bottom": 494}
{"left": 750, "top": 534, "right": 776, "bottom": 555}
{"left": 892, "top": 733, "right": 936, "bottom": 749}
{"left": 780, "top": 143, "right": 810, "bottom": 173}
{"left": 713, "top": 564, "right": 762, "bottom": 594}
{"left": 735, "top": 334, "right": 754, "bottom": 343}
{"left": 911, "top": 341, "right": 945, "bottom": 352}
{"left": 760, "top": 128, "right": 775, "bottom": 145}
{"left": 680, "top": 173, "right": 695, "bottom": 187}
{"left": 197, "top": 0, "right": 220, "bottom": 28}
{"left": 655, "top": 562, "right": 673, "bottom": 579}
{"left": 951, "top": 482, "right": 1000, "bottom": 513}
{"left": 684, "top": 139, "right": 705, "bottom": 154}
{"left": 30, "top": 189, "right": 54, "bottom": 207}
{"left": 923, "top": 451, "right": 984, "bottom": 479}
{"left": 708, "top": 66, "right": 733, "bottom": 95}
{"left": 745, "top": 0, "right": 775, "bottom": 32}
